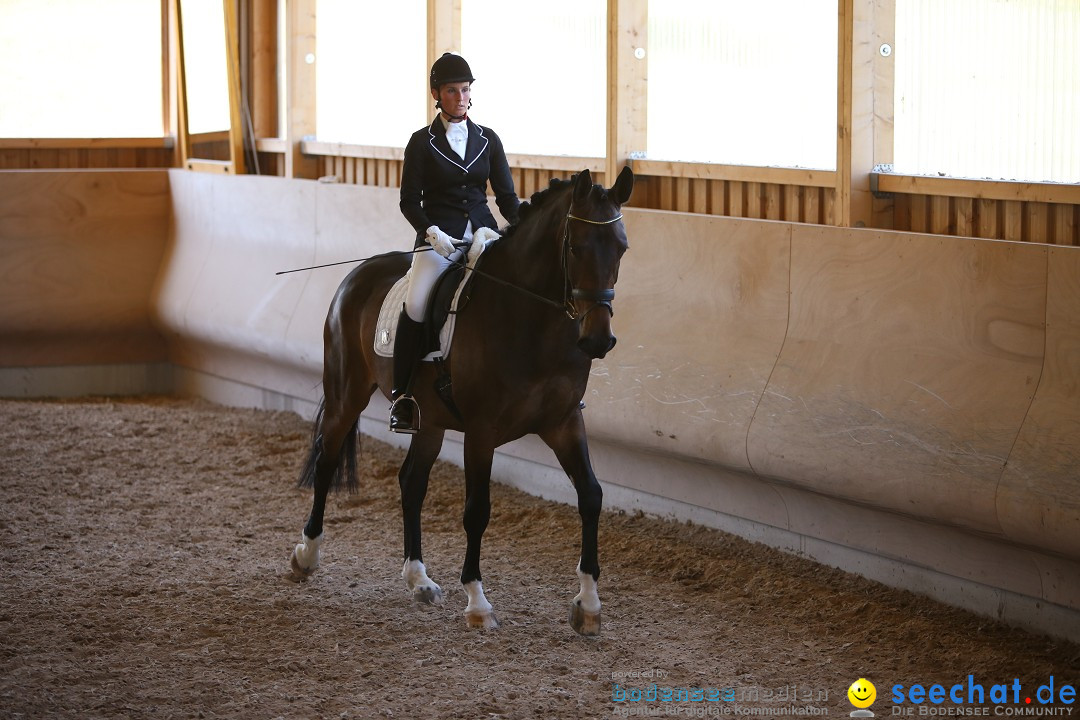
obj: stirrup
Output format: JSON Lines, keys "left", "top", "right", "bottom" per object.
{"left": 389, "top": 395, "right": 420, "bottom": 434}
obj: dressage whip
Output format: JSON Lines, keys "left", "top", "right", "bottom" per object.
{"left": 274, "top": 246, "right": 435, "bottom": 275}
{"left": 275, "top": 242, "right": 567, "bottom": 312}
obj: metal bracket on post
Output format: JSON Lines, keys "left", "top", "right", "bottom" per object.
{"left": 870, "top": 163, "right": 895, "bottom": 199}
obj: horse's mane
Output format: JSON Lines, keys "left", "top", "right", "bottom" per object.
{"left": 501, "top": 173, "right": 613, "bottom": 239}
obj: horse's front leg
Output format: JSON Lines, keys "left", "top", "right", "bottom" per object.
{"left": 539, "top": 411, "right": 603, "bottom": 636}
{"left": 460, "top": 432, "right": 497, "bottom": 629}
{"left": 399, "top": 427, "right": 446, "bottom": 605}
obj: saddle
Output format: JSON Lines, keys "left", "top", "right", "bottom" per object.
{"left": 373, "top": 244, "right": 486, "bottom": 361}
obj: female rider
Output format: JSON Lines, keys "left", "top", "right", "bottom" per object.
{"left": 392, "top": 52, "right": 520, "bottom": 433}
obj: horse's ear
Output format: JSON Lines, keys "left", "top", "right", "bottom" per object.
{"left": 609, "top": 166, "right": 634, "bottom": 205}
{"left": 573, "top": 169, "right": 593, "bottom": 206}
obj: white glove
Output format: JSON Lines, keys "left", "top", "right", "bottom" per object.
{"left": 472, "top": 227, "right": 501, "bottom": 246}
{"left": 425, "top": 225, "right": 457, "bottom": 258}
{"left": 469, "top": 227, "right": 501, "bottom": 267}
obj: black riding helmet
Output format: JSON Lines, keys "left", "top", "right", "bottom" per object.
{"left": 429, "top": 52, "right": 475, "bottom": 89}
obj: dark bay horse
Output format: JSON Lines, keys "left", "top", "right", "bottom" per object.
{"left": 290, "top": 167, "right": 634, "bottom": 635}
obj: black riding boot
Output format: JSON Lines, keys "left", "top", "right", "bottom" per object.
{"left": 389, "top": 309, "right": 425, "bottom": 434}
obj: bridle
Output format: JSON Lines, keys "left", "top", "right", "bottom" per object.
{"left": 561, "top": 209, "right": 624, "bottom": 320}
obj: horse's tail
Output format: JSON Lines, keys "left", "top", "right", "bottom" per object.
{"left": 297, "top": 397, "right": 360, "bottom": 493}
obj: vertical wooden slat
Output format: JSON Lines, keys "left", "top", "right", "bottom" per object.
{"left": 728, "top": 182, "right": 745, "bottom": 218}
{"left": 1002, "top": 200, "right": 1023, "bottom": 241}
{"left": 955, "top": 197, "right": 974, "bottom": 237}
{"left": 909, "top": 195, "right": 928, "bottom": 233}
{"left": 892, "top": 193, "right": 911, "bottom": 231}
{"left": 782, "top": 185, "right": 801, "bottom": 222}
{"left": 1052, "top": 203, "right": 1078, "bottom": 246}
{"left": 1025, "top": 202, "right": 1049, "bottom": 244}
{"left": 674, "top": 177, "right": 690, "bottom": 212}
{"left": 657, "top": 177, "right": 673, "bottom": 211}
{"left": 708, "top": 180, "right": 725, "bottom": 215}
{"left": 691, "top": 178, "right": 707, "bottom": 214}
{"left": 929, "top": 195, "right": 950, "bottom": 235}
{"left": 805, "top": 187, "right": 822, "bottom": 225}
{"left": 976, "top": 198, "right": 998, "bottom": 239}
{"left": 764, "top": 183, "right": 781, "bottom": 220}
{"left": 746, "top": 182, "right": 763, "bottom": 219}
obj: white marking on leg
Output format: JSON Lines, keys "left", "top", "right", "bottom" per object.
{"left": 575, "top": 561, "right": 601, "bottom": 614}
{"left": 463, "top": 580, "right": 497, "bottom": 629}
{"left": 463, "top": 580, "right": 492, "bottom": 614}
{"left": 402, "top": 559, "right": 443, "bottom": 604}
{"left": 292, "top": 532, "right": 323, "bottom": 574}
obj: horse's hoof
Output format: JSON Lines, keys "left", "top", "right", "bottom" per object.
{"left": 465, "top": 610, "right": 499, "bottom": 630}
{"left": 569, "top": 600, "right": 601, "bottom": 636}
{"left": 290, "top": 544, "right": 319, "bottom": 579}
{"left": 413, "top": 584, "right": 444, "bottom": 606}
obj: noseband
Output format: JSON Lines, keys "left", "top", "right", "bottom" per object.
{"left": 562, "top": 210, "right": 623, "bottom": 321}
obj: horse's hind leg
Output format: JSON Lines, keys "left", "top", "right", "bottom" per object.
{"left": 291, "top": 377, "right": 375, "bottom": 578}
{"left": 399, "top": 425, "right": 446, "bottom": 604}
{"left": 539, "top": 413, "right": 603, "bottom": 636}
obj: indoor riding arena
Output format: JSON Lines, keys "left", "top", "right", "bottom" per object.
{"left": 2, "top": 2, "right": 1078, "bottom": 719}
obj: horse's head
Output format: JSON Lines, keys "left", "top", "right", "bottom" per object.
{"left": 563, "top": 166, "right": 634, "bottom": 359}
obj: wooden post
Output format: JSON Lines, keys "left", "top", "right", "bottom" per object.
{"left": 606, "top": 0, "right": 647, "bottom": 186}
{"left": 427, "top": 0, "right": 462, "bottom": 73}
{"left": 250, "top": 0, "right": 278, "bottom": 141}
{"left": 162, "top": 0, "right": 178, "bottom": 165}
{"left": 871, "top": 0, "right": 895, "bottom": 229}
{"left": 835, "top": 0, "right": 876, "bottom": 227}
{"left": 285, "top": 0, "right": 318, "bottom": 179}
{"left": 224, "top": 0, "right": 245, "bottom": 174}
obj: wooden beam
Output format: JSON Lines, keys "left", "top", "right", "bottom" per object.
{"left": 606, "top": 0, "right": 647, "bottom": 184}
{"left": 875, "top": 173, "right": 1080, "bottom": 205}
{"left": 0, "top": 138, "right": 173, "bottom": 149}
{"left": 285, "top": 0, "right": 318, "bottom": 179}
{"left": 632, "top": 159, "right": 836, "bottom": 188}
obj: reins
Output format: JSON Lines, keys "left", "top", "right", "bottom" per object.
{"left": 275, "top": 208, "right": 625, "bottom": 322}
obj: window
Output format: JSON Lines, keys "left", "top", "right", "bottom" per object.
{"left": 894, "top": 0, "right": 1080, "bottom": 183}
{"left": 0, "top": 0, "right": 162, "bottom": 137}
{"left": 315, "top": 0, "right": 426, "bottom": 146}
{"left": 646, "top": 0, "right": 837, "bottom": 169}
{"left": 461, "top": 0, "right": 605, "bottom": 157}
{"left": 180, "top": 0, "right": 230, "bottom": 135}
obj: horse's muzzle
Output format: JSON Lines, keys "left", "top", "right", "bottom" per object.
{"left": 578, "top": 333, "right": 616, "bottom": 359}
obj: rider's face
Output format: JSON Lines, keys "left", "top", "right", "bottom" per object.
{"left": 433, "top": 82, "right": 471, "bottom": 120}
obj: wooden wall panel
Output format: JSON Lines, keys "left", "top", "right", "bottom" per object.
{"left": 590, "top": 211, "right": 791, "bottom": 470}
{"left": 0, "top": 170, "right": 171, "bottom": 366}
{"left": 998, "top": 246, "right": 1080, "bottom": 560}
{"left": 748, "top": 227, "right": 1047, "bottom": 535}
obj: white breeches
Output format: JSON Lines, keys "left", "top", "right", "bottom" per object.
{"left": 404, "top": 224, "right": 471, "bottom": 322}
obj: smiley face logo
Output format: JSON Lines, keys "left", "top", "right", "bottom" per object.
{"left": 848, "top": 678, "right": 877, "bottom": 709}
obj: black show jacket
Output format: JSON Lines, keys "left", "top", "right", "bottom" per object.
{"left": 400, "top": 116, "right": 520, "bottom": 248}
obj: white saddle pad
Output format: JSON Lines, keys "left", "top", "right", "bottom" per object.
{"left": 373, "top": 241, "right": 487, "bottom": 361}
